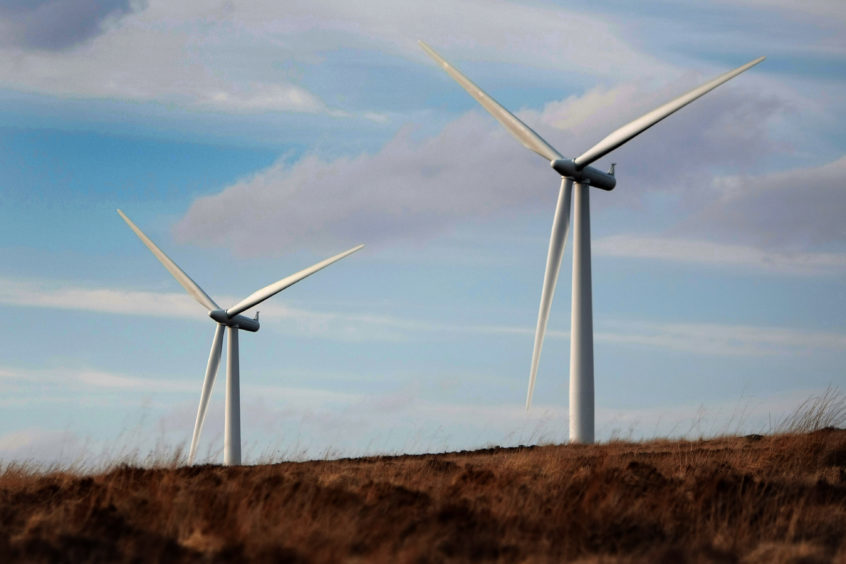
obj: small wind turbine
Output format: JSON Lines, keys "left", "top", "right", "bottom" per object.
{"left": 117, "top": 210, "right": 363, "bottom": 465}
{"left": 420, "top": 41, "right": 764, "bottom": 443}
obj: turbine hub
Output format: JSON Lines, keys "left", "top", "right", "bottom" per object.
{"left": 209, "top": 309, "right": 230, "bottom": 324}
{"left": 551, "top": 159, "right": 616, "bottom": 191}
{"left": 209, "top": 309, "right": 260, "bottom": 332}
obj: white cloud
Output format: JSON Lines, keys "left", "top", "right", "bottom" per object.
{"left": 174, "top": 113, "right": 553, "bottom": 254}
{"left": 598, "top": 320, "right": 846, "bottom": 356}
{"left": 0, "top": 273, "right": 558, "bottom": 341}
{"left": 714, "top": 0, "right": 846, "bottom": 27}
{"left": 75, "top": 369, "right": 177, "bottom": 390}
{"left": 0, "top": 428, "right": 88, "bottom": 465}
{"left": 595, "top": 386, "right": 826, "bottom": 440}
{"left": 232, "top": 384, "right": 831, "bottom": 459}
{"left": 0, "top": 277, "right": 202, "bottom": 318}
{"left": 684, "top": 156, "right": 846, "bottom": 251}
{"left": 0, "top": 0, "right": 139, "bottom": 51}
{"left": 0, "top": 383, "right": 830, "bottom": 467}
{"left": 0, "top": 0, "right": 670, "bottom": 115}
{"left": 2, "top": 276, "right": 844, "bottom": 356}
{"left": 0, "top": 0, "right": 327, "bottom": 114}
{"left": 196, "top": 83, "right": 327, "bottom": 114}
{"left": 174, "top": 72, "right": 784, "bottom": 255}
{"left": 0, "top": 0, "right": 839, "bottom": 129}
{"left": 594, "top": 235, "right": 846, "bottom": 275}
{"left": 0, "top": 364, "right": 195, "bottom": 395}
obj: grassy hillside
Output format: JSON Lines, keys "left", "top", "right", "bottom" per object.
{"left": 1, "top": 429, "right": 845, "bottom": 562}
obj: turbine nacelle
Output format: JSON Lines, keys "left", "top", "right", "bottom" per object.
{"left": 551, "top": 159, "right": 617, "bottom": 191}
{"left": 209, "top": 309, "right": 260, "bottom": 332}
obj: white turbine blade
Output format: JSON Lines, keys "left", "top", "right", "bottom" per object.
{"left": 574, "top": 56, "right": 765, "bottom": 168}
{"left": 419, "top": 40, "right": 562, "bottom": 162}
{"left": 226, "top": 244, "right": 364, "bottom": 318}
{"left": 117, "top": 209, "right": 219, "bottom": 312}
{"left": 188, "top": 324, "right": 224, "bottom": 465}
{"left": 527, "top": 178, "right": 573, "bottom": 409}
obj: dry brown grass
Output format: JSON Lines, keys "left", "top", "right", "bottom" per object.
{"left": 779, "top": 386, "right": 846, "bottom": 434}
{"left": 1, "top": 429, "right": 845, "bottom": 562}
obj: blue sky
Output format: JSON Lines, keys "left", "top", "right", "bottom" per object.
{"left": 1, "top": 0, "right": 845, "bottom": 466}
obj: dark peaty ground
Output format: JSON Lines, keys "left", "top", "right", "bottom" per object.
{"left": 1, "top": 429, "right": 845, "bottom": 562}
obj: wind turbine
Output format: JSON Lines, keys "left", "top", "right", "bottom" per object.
{"left": 117, "top": 209, "right": 363, "bottom": 465}
{"left": 420, "top": 41, "right": 764, "bottom": 443}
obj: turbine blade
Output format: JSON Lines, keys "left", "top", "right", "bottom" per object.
{"left": 188, "top": 324, "right": 224, "bottom": 464}
{"left": 527, "top": 178, "right": 573, "bottom": 409}
{"left": 419, "top": 40, "right": 562, "bottom": 162}
{"left": 226, "top": 244, "right": 364, "bottom": 318}
{"left": 117, "top": 210, "right": 219, "bottom": 312}
{"left": 574, "top": 56, "right": 765, "bottom": 168}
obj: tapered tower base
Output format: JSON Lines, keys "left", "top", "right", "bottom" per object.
{"left": 569, "top": 182, "right": 595, "bottom": 444}
{"left": 224, "top": 328, "right": 241, "bottom": 465}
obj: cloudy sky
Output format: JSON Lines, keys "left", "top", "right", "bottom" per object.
{"left": 1, "top": 0, "right": 844, "bottom": 466}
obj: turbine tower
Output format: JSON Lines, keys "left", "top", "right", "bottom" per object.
{"left": 420, "top": 41, "right": 764, "bottom": 443}
{"left": 117, "top": 210, "right": 363, "bottom": 464}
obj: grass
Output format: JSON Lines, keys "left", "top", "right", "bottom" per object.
{"left": 779, "top": 385, "right": 846, "bottom": 434}
{"left": 1, "top": 428, "right": 845, "bottom": 562}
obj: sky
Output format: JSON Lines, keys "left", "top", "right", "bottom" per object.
{"left": 1, "top": 0, "right": 845, "bottom": 467}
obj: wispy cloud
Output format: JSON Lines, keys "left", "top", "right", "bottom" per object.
{"left": 599, "top": 320, "right": 846, "bottom": 356}
{"left": 594, "top": 386, "right": 826, "bottom": 440}
{"left": 0, "top": 364, "right": 194, "bottom": 394}
{"left": 0, "top": 1, "right": 327, "bottom": 114}
{"left": 0, "top": 274, "right": 555, "bottom": 341}
{"left": 234, "top": 385, "right": 828, "bottom": 459}
{"left": 0, "top": 383, "right": 826, "bottom": 466}
{"left": 594, "top": 235, "right": 846, "bottom": 275}
{"left": 0, "top": 0, "right": 665, "bottom": 116}
{"left": 0, "top": 428, "right": 87, "bottom": 464}
{"left": 714, "top": 0, "right": 846, "bottom": 28}
{"left": 0, "top": 277, "right": 202, "bottom": 318}
{"left": 2, "top": 276, "right": 844, "bottom": 356}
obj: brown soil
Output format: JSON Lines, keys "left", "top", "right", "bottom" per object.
{"left": 2, "top": 429, "right": 845, "bottom": 562}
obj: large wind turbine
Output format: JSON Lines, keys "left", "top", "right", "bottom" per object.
{"left": 117, "top": 210, "right": 363, "bottom": 465}
{"left": 420, "top": 41, "right": 764, "bottom": 443}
